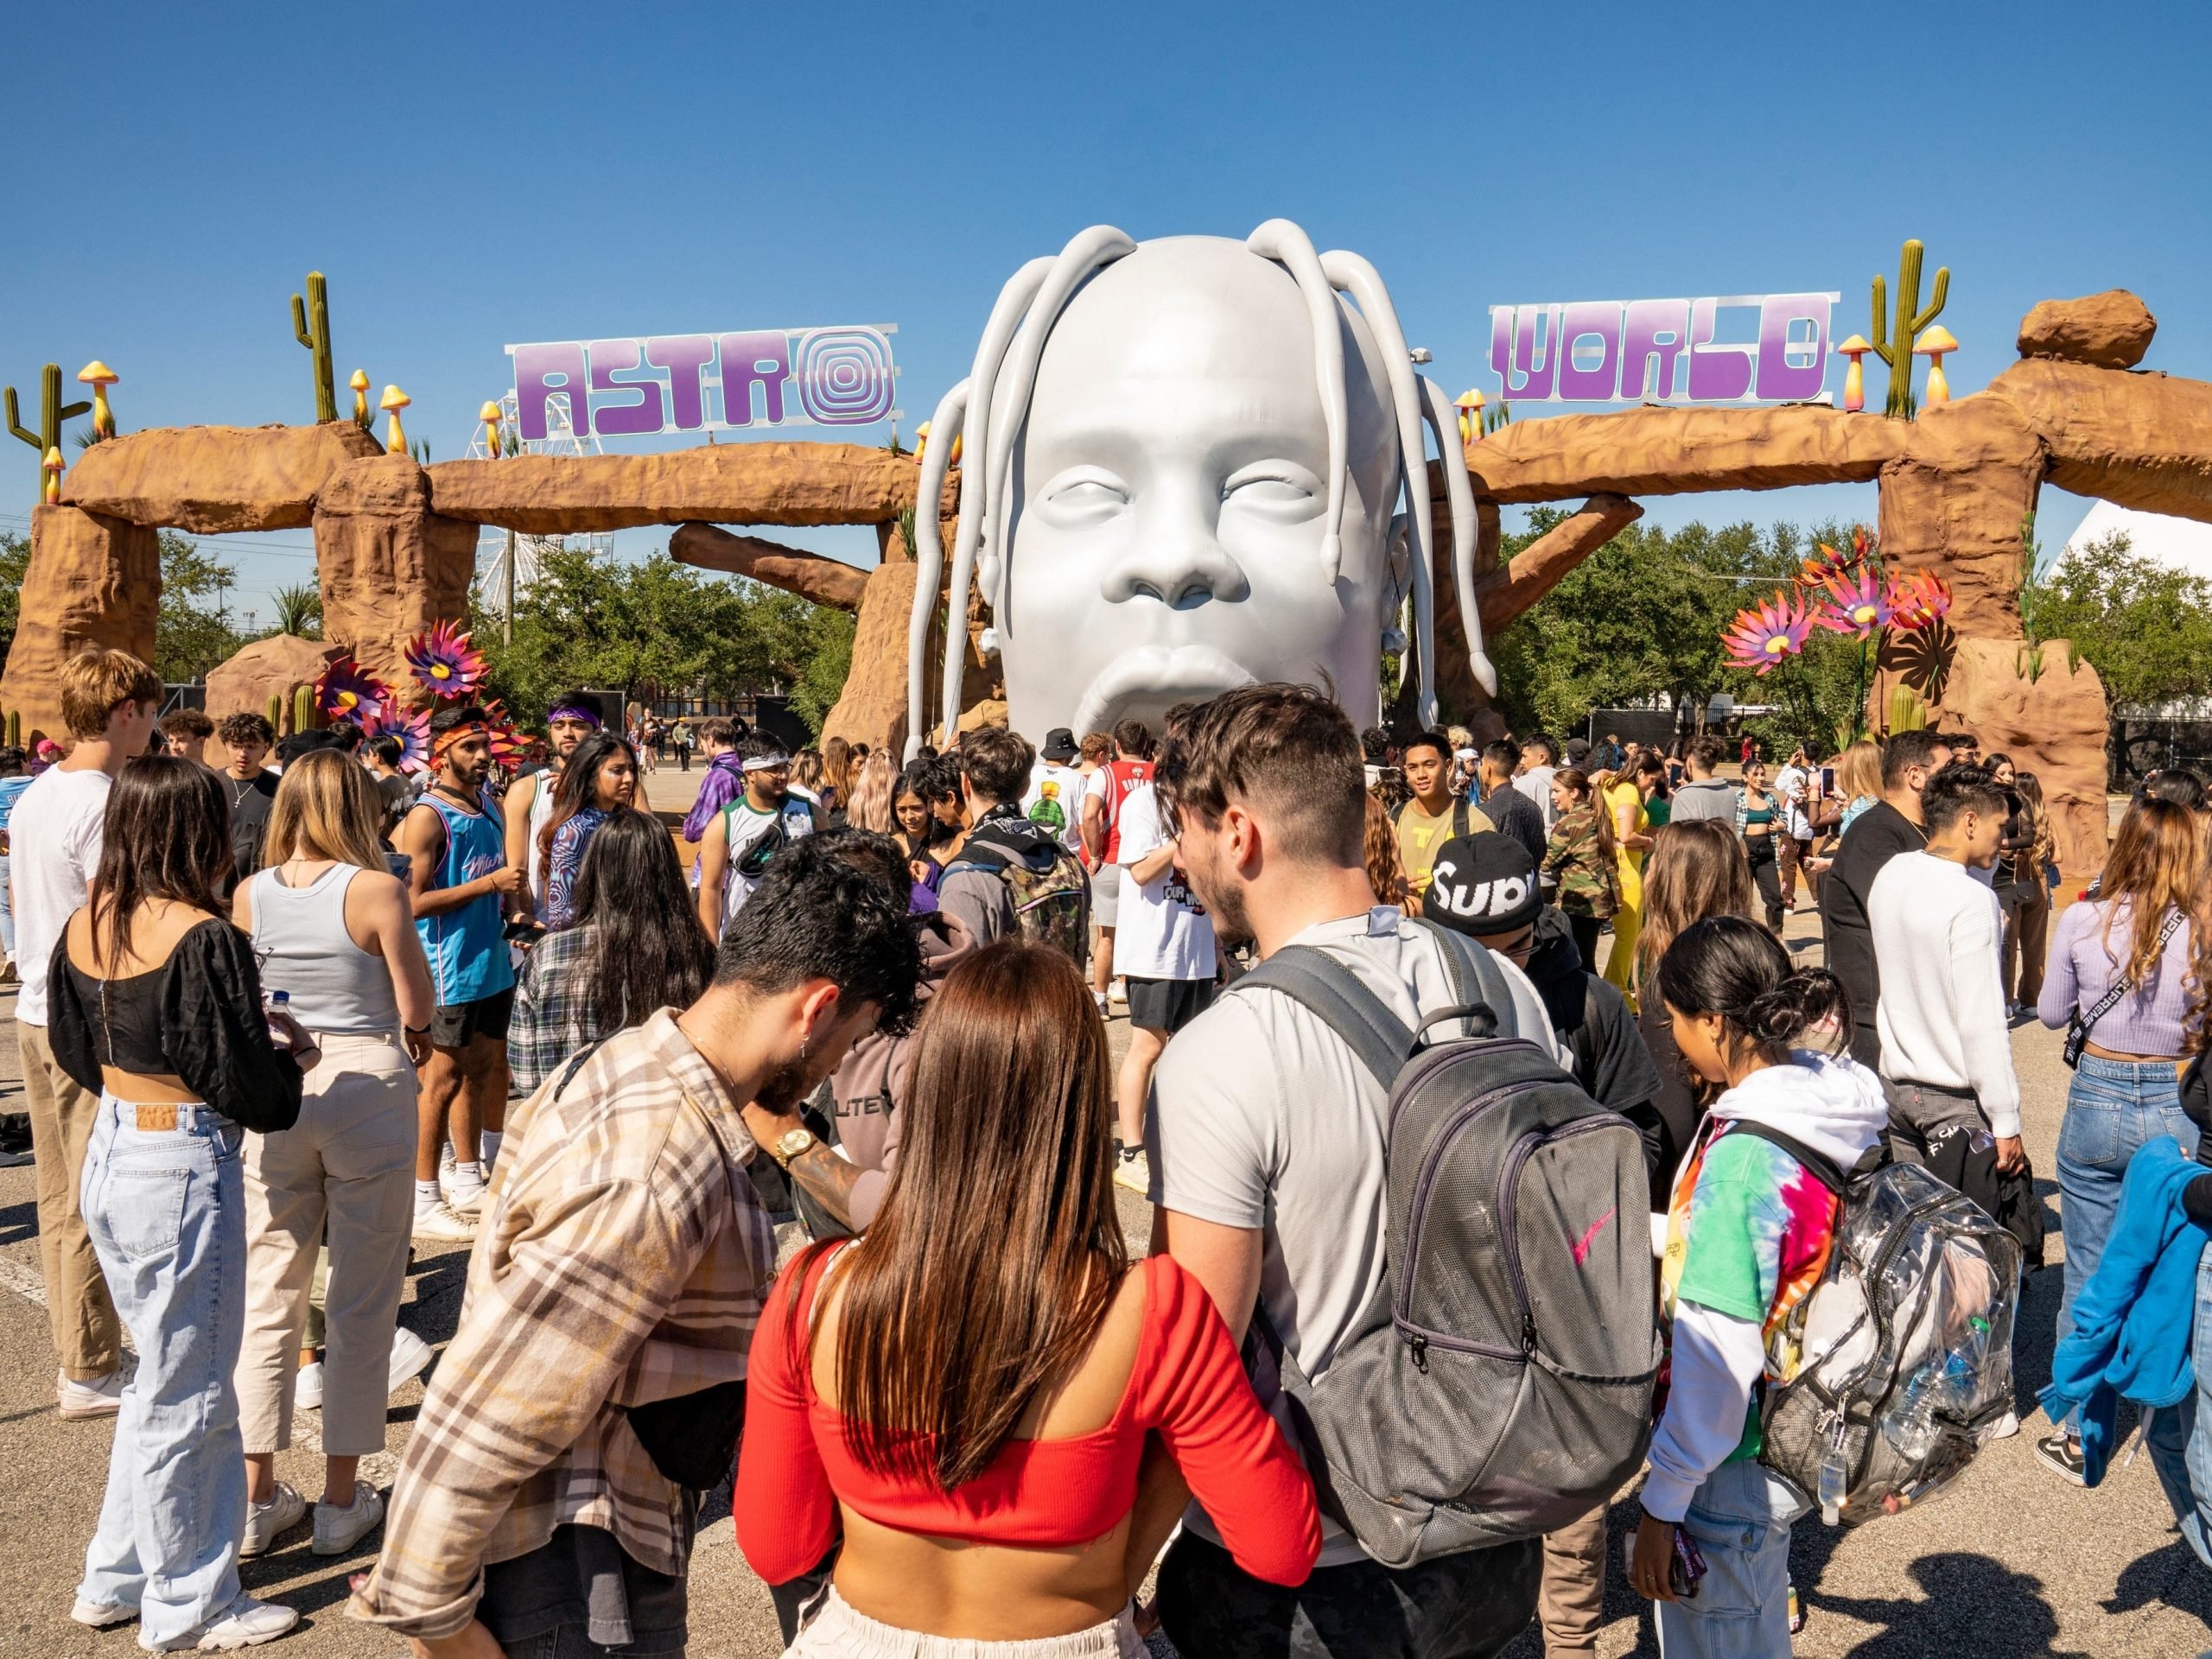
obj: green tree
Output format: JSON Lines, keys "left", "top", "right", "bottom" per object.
{"left": 0, "top": 529, "right": 31, "bottom": 673}
{"left": 156, "top": 531, "right": 246, "bottom": 683}
{"left": 269, "top": 582, "right": 323, "bottom": 639}
{"left": 2024, "top": 531, "right": 2212, "bottom": 712}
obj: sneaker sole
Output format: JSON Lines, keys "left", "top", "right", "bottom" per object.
{"left": 311, "top": 1516, "right": 383, "bottom": 1557}
{"left": 58, "top": 1399, "right": 123, "bottom": 1420}
{"left": 72, "top": 1601, "right": 137, "bottom": 1628}
{"left": 2036, "top": 1446, "right": 2088, "bottom": 1486}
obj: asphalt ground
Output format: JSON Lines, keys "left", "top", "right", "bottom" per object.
{"left": 2, "top": 771, "right": 2206, "bottom": 1656}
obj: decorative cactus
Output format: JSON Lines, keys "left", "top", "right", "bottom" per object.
{"left": 6, "top": 364, "right": 92, "bottom": 499}
{"left": 293, "top": 683, "right": 317, "bottom": 734}
{"left": 267, "top": 692, "right": 286, "bottom": 734}
{"left": 1867, "top": 239, "right": 1949, "bottom": 419}
{"left": 3, "top": 710, "right": 19, "bottom": 747}
{"left": 290, "top": 271, "right": 337, "bottom": 424}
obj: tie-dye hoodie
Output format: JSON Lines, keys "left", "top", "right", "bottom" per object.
{"left": 1642, "top": 1049, "right": 1888, "bottom": 1522}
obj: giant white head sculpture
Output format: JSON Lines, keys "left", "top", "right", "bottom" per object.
{"left": 905, "top": 220, "right": 1495, "bottom": 758}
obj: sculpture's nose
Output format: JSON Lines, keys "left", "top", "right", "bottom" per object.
{"left": 1099, "top": 537, "right": 1251, "bottom": 608}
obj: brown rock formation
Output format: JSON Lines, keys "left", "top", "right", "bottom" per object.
{"left": 1474, "top": 495, "right": 1646, "bottom": 635}
{"left": 822, "top": 562, "right": 925, "bottom": 754}
{"left": 0, "top": 505, "right": 160, "bottom": 745}
{"left": 313, "top": 456, "right": 477, "bottom": 698}
{"left": 1463, "top": 404, "right": 1907, "bottom": 504}
{"left": 1985, "top": 359, "right": 2212, "bottom": 524}
{"left": 204, "top": 635, "right": 346, "bottom": 722}
{"left": 1874, "top": 396, "right": 2046, "bottom": 634}
{"left": 1872, "top": 634, "right": 2111, "bottom": 880}
{"left": 60, "top": 421, "right": 380, "bottom": 533}
{"left": 423, "top": 443, "right": 952, "bottom": 536}
{"left": 668, "top": 523, "right": 868, "bottom": 611}
{"left": 2017, "top": 291, "right": 2158, "bottom": 370}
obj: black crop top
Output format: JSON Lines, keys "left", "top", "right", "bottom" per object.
{"left": 48, "top": 918, "right": 303, "bottom": 1135}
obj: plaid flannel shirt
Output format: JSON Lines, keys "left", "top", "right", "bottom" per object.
{"left": 508, "top": 921, "right": 611, "bottom": 1096}
{"left": 347, "top": 1008, "right": 775, "bottom": 1642}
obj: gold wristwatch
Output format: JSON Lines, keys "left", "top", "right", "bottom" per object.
{"left": 771, "top": 1127, "right": 818, "bottom": 1168}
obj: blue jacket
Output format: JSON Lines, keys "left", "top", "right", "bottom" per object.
{"left": 2041, "top": 1135, "right": 2211, "bottom": 1484}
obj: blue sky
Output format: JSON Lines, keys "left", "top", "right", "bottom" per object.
{"left": 5, "top": 1, "right": 2206, "bottom": 620}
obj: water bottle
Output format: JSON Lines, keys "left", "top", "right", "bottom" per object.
{"left": 265, "top": 988, "right": 291, "bottom": 1046}
{"left": 1817, "top": 1414, "right": 1848, "bottom": 1526}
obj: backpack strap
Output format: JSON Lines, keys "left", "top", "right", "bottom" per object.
{"left": 1236, "top": 945, "right": 1416, "bottom": 1091}
{"left": 1719, "top": 1119, "right": 1850, "bottom": 1197}
{"left": 1404, "top": 918, "right": 1503, "bottom": 1043}
{"left": 1453, "top": 798, "right": 1471, "bottom": 840}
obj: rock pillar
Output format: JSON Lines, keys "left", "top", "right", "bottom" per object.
{"left": 314, "top": 455, "right": 478, "bottom": 699}
{"left": 0, "top": 504, "right": 160, "bottom": 745}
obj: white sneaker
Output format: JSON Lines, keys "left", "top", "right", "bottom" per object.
{"left": 1984, "top": 1409, "right": 2021, "bottom": 1441}
{"left": 238, "top": 1483, "right": 306, "bottom": 1557}
{"left": 72, "top": 1596, "right": 136, "bottom": 1628}
{"left": 58, "top": 1369, "right": 124, "bottom": 1419}
{"left": 1114, "top": 1148, "right": 1151, "bottom": 1195}
{"left": 387, "top": 1326, "right": 433, "bottom": 1394}
{"left": 143, "top": 1594, "right": 299, "bottom": 1651}
{"left": 443, "top": 1178, "right": 487, "bottom": 1219}
{"left": 293, "top": 1360, "right": 323, "bottom": 1411}
{"left": 1109, "top": 979, "right": 1128, "bottom": 1007}
{"left": 412, "top": 1199, "right": 477, "bottom": 1241}
{"left": 311, "top": 1483, "right": 384, "bottom": 1556}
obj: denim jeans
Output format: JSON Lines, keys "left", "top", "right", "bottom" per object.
{"left": 75, "top": 1096, "right": 249, "bottom": 1648}
{"left": 2055, "top": 1057, "right": 2193, "bottom": 1429}
{"left": 0, "top": 850, "right": 14, "bottom": 958}
{"left": 1655, "top": 1459, "right": 1808, "bottom": 1659}
{"left": 2145, "top": 1248, "right": 2212, "bottom": 1572}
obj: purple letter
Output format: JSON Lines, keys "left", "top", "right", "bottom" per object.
{"left": 1687, "top": 299, "right": 1757, "bottom": 401}
{"left": 512, "top": 340, "right": 589, "bottom": 441}
{"left": 1753, "top": 294, "right": 1834, "bottom": 402}
{"left": 1620, "top": 299, "right": 1691, "bottom": 399}
{"left": 1555, "top": 302, "right": 1624, "bottom": 400}
{"left": 717, "top": 332, "right": 791, "bottom": 427}
{"left": 588, "top": 338, "right": 665, "bottom": 436}
{"left": 1489, "top": 305, "right": 1560, "bottom": 400}
{"left": 646, "top": 334, "right": 716, "bottom": 430}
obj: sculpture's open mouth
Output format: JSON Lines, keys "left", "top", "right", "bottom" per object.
{"left": 1071, "top": 645, "right": 1258, "bottom": 735}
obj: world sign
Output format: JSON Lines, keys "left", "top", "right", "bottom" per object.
{"left": 1488, "top": 294, "right": 1840, "bottom": 404}
{"left": 507, "top": 326, "right": 899, "bottom": 442}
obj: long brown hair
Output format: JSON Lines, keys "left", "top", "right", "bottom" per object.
{"left": 537, "top": 732, "right": 636, "bottom": 872}
{"left": 90, "top": 756, "right": 232, "bottom": 966}
{"left": 846, "top": 750, "right": 897, "bottom": 834}
{"left": 266, "top": 748, "right": 388, "bottom": 872}
{"left": 2099, "top": 798, "right": 2207, "bottom": 985}
{"left": 1554, "top": 767, "right": 1616, "bottom": 864}
{"left": 817, "top": 939, "right": 1124, "bottom": 1488}
{"left": 1363, "top": 790, "right": 1408, "bottom": 906}
{"left": 1639, "top": 819, "right": 1758, "bottom": 974}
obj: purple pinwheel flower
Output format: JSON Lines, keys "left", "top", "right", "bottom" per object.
{"left": 315, "top": 654, "right": 392, "bottom": 723}
{"left": 403, "top": 620, "right": 487, "bottom": 700}
{"left": 1721, "top": 592, "right": 1815, "bottom": 676}
{"left": 1814, "top": 567, "right": 1893, "bottom": 637}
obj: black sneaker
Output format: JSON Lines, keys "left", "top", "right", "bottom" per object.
{"left": 0, "top": 1116, "right": 32, "bottom": 1167}
{"left": 2036, "top": 1431, "right": 2086, "bottom": 1485}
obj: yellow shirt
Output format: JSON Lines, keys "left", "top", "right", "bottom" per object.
{"left": 1395, "top": 798, "right": 1496, "bottom": 898}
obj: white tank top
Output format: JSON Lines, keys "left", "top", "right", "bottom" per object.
{"left": 526, "top": 770, "right": 559, "bottom": 922}
{"left": 248, "top": 864, "right": 402, "bottom": 1034}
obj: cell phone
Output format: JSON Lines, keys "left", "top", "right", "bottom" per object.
{"left": 1820, "top": 766, "right": 1837, "bottom": 797}
{"left": 504, "top": 918, "right": 544, "bottom": 943}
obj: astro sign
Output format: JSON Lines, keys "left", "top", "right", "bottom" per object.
{"left": 1487, "top": 294, "right": 1840, "bottom": 404}
{"left": 506, "top": 326, "right": 899, "bottom": 442}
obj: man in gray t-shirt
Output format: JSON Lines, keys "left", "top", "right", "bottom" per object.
{"left": 1668, "top": 734, "right": 1740, "bottom": 824}
{"left": 1141, "top": 684, "right": 1555, "bottom": 1657}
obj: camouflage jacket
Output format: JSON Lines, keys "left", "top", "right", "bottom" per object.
{"left": 1544, "top": 804, "right": 1619, "bottom": 920}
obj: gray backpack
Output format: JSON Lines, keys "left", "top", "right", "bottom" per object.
{"left": 1238, "top": 925, "right": 1662, "bottom": 1567}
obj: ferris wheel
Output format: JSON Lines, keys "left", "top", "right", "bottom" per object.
{"left": 467, "top": 390, "right": 613, "bottom": 618}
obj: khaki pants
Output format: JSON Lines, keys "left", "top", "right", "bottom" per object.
{"left": 1538, "top": 1501, "right": 1609, "bottom": 1658}
{"left": 236, "top": 1033, "right": 416, "bottom": 1458}
{"left": 18, "top": 1020, "right": 123, "bottom": 1377}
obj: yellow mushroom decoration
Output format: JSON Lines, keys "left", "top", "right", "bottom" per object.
{"left": 349, "top": 369, "right": 372, "bottom": 427}
{"left": 1454, "top": 388, "right": 1485, "bottom": 445}
{"left": 1834, "top": 334, "right": 1872, "bottom": 414}
{"left": 1913, "top": 325, "right": 1959, "bottom": 409}
{"left": 379, "top": 385, "right": 411, "bottom": 455}
{"left": 912, "top": 419, "right": 930, "bottom": 463}
{"left": 480, "top": 400, "right": 504, "bottom": 455}
{"left": 76, "top": 361, "right": 118, "bottom": 440}
{"left": 41, "top": 446, "right": 63, "bottom": 504}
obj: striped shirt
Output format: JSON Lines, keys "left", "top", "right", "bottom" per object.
{"left": 348, "top": 1008, "right": 776, "bottom": 1640}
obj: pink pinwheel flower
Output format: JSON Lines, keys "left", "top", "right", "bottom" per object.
{"left": 1814, "top": 567, "right": 1893, "bottom": 637}
{"left": 364, "top": 705, "right": 431, "bottom": 772}
{"left": 315, "top": 655, "right": 393, "bottom": 723}
{"left": 1886, "top": 570, "right": 1953, "bottom": 632}
{"left": 403, "top": 620, "right": 487, "bottom": 699}
{"left": 1722, "top": 591, "right": 1815, "bottom": 675}
{"left": 478, "top": 698, "right": 527, "bottom": 767}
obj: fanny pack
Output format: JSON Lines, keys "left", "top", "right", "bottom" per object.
{"left": 2063, "top": 910, "right": 2182, "bottom": 1068}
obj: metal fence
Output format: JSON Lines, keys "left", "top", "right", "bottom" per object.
{"left": 2109, "top": 718, "right": 2212, "bottom": 790}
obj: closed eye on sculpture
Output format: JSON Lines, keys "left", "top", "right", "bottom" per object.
{"left": 1220, "top": 461, "right": 1322, "bottom": 521}
{"left": 1034, "top": 467, "right": 1131, "bottom": 528}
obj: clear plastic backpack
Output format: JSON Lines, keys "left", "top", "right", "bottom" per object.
{"left": 1736, "top": 1129, "right": 2023, "bottom": 1527}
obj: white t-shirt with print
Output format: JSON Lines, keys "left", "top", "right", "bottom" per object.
{"left": 1146, "top": 908, "right": 1562, "bottom": 1567}
{"left": 1110, "top": 785, "right": 1213, "bottom": 982}
{"left": 1774, "top": 763, "right": 1814, "bottom": 840}
{"left": 12, "top": 766, "right": 112, "bottom": 1025}
{"left": 1021, "top": 761, "right": 1088, "bottom": 855}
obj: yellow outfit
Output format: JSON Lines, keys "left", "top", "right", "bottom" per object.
{"left": 1600, "top": 779, "right": 1647, "bottom": 1001}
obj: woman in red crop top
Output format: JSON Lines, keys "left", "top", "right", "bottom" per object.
{"left": 737, "top": 939, "right": 1319, "bottom": 1656}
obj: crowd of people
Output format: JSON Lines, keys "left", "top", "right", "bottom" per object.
{"left": 10, "top": 644, "right": 2212, "bottom": 1659}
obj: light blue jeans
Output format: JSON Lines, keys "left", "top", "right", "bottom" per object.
{"left": 0, "top": 850, "right": 14, "bottom": 959}
{"left": 1656, "top": 1459, "right": 1810, "bottom": 1659}
{"left": 2145, "top": 1247, "right": 2212, "bottom": 1571}
{"left": 76, "top": 1096, "right": 248, "bottom": 1647}
{"left": 2055, "top": 1057, "right": 2194, "bottom": 1432}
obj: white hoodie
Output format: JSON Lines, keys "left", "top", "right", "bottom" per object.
{"left": 1641, "top": 1050, "right": 1889, "bottom": 1522}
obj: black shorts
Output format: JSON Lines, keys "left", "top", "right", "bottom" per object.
{"left": 1125, "top": 975, "right": 1217, "bottom": 1035}
{"left": 429, "top": 986, "right": 515, "bottom": 1049}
